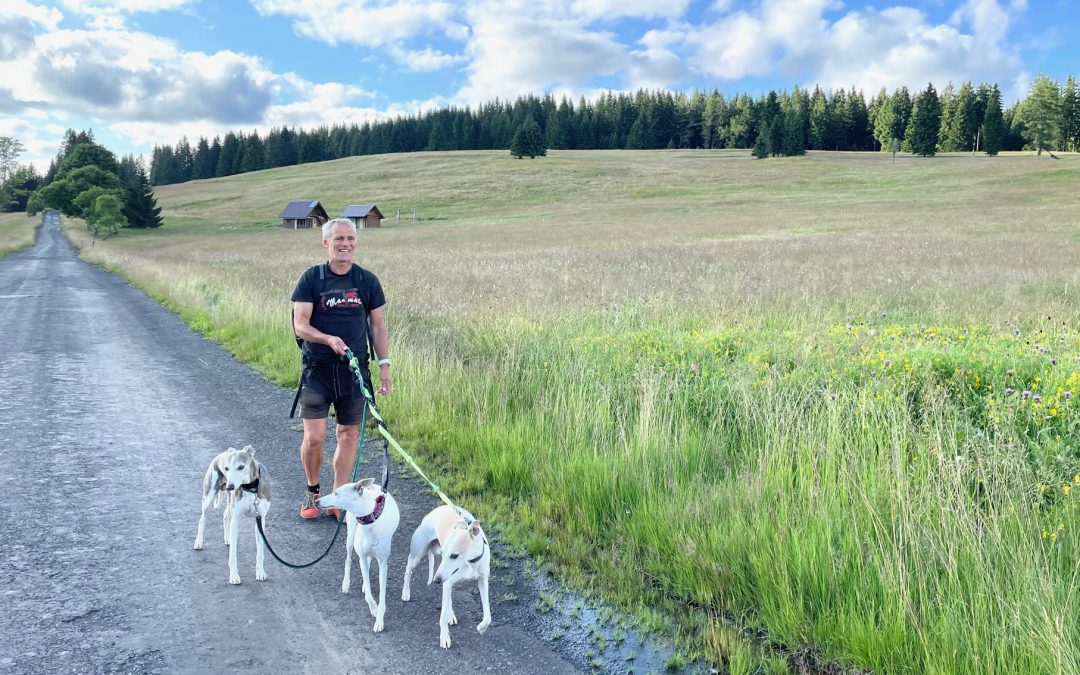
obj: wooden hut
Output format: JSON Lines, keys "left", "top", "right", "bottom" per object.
{"left": 279, "top": 200, "right": 329, "bottom": 229}
{"left": 341, "top": 204, "right": 384, "bottom": 229}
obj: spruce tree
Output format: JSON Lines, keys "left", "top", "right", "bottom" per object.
{"left": 906, "top": 83, "right": 941, "bottom": 156}
{"left": 1023, "top": 74, "right": 1061, "bottom": 155}
{"left": 982, "top": 85, "right": 1006, "bottom": 156}
{"left": 1060, "top": 76, "right": 1080, "bottom": 152}
{"left": 751, "top": 124, "right": 770, "bottom": 158}
{"left": 947, "top": 82, "right": 979, "bottom": 152}
{"left": 510, "top": 116, "right": 545, "bottom": 158}
{"left": 123, "top": 164, "right": 163, "bottom": 229}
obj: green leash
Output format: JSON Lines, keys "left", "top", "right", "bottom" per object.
{"left": 344, "top": 349, "right": 461, "bottom": 513}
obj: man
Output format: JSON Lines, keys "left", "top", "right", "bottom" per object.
{"left": 291, "top": 218, "right": 392, "bottom": 519}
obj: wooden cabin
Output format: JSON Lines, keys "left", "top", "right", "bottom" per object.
{"left": 279, "top": 200, "right": 329, "bottom": 229}
{"left": 341, "top": 204, "right": 384, "bottom": 229}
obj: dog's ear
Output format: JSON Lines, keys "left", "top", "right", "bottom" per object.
{"left": 241, "top": 444, "right": 255, "bottom": 456}
{"left": 356, "top": 478, "right": 375, "bottom": 491}
{"left": 469, "top": 522, "right": 482, "bottom": 538}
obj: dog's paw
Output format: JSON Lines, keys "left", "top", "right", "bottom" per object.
{"left": 448, "top": 611, "right": 458, "bottom": 626}
{"left": 341, "top": 578, "right": 351, "bottom": 594}
{"left": 256, "top": 569, "right": 267, "bottom": 582}
{"left": 401, "top": 588, "right": 411, "bottom": 602}
{"left": 366, "top": 598, "right": 379, "bottom": 617}
{"left": 372, "top": 618, "right": 384, "bottom": 633}
{"left": 193, "top": 539, "right": 203, "bottom": 550}
{"left": 229, "top": 574, "right": 241, "bottom": 585}
{"left": 477, "top": 619, "right": 490, "bottom": 635}
{"left": 440, "top": 632, "right": 451, "bottom": 649}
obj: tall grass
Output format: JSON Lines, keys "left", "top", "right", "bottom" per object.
{"left": 68, "top": 150, "right": 1080, "bottom": 672}
{"left": 0, "top": 212, "right": 38, "bottom": 258}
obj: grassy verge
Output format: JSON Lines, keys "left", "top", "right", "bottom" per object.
{"left": 67, "top": 150, "right": 1080, "bottom": 672}
{"left": 0, "top": 212, "right": 38, "bottom": 258}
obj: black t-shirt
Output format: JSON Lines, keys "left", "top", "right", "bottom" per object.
{"left": 291, "top": 263, "right": 385, "bottom": 363}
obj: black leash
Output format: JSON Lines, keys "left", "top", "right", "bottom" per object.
{"left": 254, "top": 377, "right": 375, "bottom": 569}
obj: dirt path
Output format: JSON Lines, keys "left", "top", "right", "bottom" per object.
{"left": 0, "top": 213, "right": 584, "bottom": 674}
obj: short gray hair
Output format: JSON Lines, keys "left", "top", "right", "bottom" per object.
{"left": 322, "top": 217, "right": 357, "bottom": 240}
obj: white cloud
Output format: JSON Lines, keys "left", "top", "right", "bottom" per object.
{"left": 570, "top": 0, "right": 689, "bottom": 21}
{"left": 386, "top": 45, "right": 466, "bottom": 72}
{"left": 0, "top": 1, "right": 62, "bottom": 62}
{"left": 686, "top": 0, "right": 1026, "bottom": 97}
{"left": 59, "top": 0, "right": 197, "bottom": 29}
{"left": 457, "top": 11, "right": 628, "bottom": 103}
{"left": 251, "top": 0, "right": 458, "bottom": 49}
{"left": 12, "top": 29, "right": 281, "bottom": 124}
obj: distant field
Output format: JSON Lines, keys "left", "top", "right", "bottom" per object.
{"left": 0, "top": 211, "right": 38, "bottom": 258}
{"left": 67, "top": 149, "right": 1080, "bottom": 673}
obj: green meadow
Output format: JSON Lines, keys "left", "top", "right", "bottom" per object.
{"left": 62, "top": 149, "right": 1080, "bottom": 673}
{"left": 0, "top": 211, "right": 38, "bottom": 258}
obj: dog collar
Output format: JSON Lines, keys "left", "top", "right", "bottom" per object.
{"left": 240, "top": 478, "right": 260, "bottom": 493}
{"left": 357, "top": 494, "right": 385, "bottom": 525}
{"left": 468, "top": 539, "right": 487, "bottom": 564}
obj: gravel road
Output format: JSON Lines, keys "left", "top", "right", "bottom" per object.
{"left": 0, "top": 212, "right": 589, "bottom": 675}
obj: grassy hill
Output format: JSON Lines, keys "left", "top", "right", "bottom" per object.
{"left": 68, "top": 149, "right": 1080, "bottom": 673}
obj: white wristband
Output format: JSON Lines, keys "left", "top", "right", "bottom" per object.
{"left": 377, "top": 358, "right": 391, "bottom": 366}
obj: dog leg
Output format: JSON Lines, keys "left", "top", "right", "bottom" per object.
{"left": 401, "top": 553, "right": 417, "bottom": 602}
{"left": 228, "top": 504, "right": 242, "bottom": 585}
{"left": 342, "top": 517, "right": 356, "bottom": 594}
{"left": 426, "top": 551, "right": 435, "bottom": 585}
{"left": 373, "top": 553, "right": 389, "bottom": 632}
{"left": 193, "top": 488, "right": 217, "bottom": 550}
{"left": 439, "top": 579, "right": 456, "bottom": 648}
{"left": 254, "top": 502, "right": 268, "bottom": 582}
{"left": 476, "top": 574, "right": 491, "bottom": 635}
{"left": 358, "top": 552, "right": 378, "bottom": 621}
{"left": 222, "top": 497, "right": 233, "bottom": 546}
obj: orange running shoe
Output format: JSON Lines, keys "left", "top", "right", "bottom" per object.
{"left": 300, "top": 492, "right": 321, "bottom": 519}
{"left": 325, "top": 507, "right": 342, "bottom": 521}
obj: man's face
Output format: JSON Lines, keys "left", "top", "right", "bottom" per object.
{"left": 324, "top": 223, "right": 356, "bottom": 264}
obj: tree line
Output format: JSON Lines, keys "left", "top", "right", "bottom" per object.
{"left": 147, "top": 74, "right": 1079, "bottom": 184}
{"left": 8, "top": 129, "right": 163, "bottom": 234}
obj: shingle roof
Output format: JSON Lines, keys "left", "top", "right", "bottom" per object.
{"left": 279, "top": 200, "right": 323, "bottom": 219}
{"left": 341, "top": 204, "right": 377, "bottom": 218}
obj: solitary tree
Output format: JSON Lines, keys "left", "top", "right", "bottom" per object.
{"left": 510, "top": 116, "right": 545, "bottom": 158}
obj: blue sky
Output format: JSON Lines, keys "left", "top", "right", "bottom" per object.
{"left": 1, "top": 0, "right": 1076, "bottom": 167}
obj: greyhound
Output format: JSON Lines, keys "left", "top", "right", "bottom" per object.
{"left": 193, "top": 445, "right": 271, "bottom": 585}
{"left": 318, "top": 478, "right": 400, "bottom": 632}
{"left": 401, "top": 505, "right": 492, "bottom": 648}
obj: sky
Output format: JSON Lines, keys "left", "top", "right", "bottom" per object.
{"left": 1, "top": 0, "right": 1076, "bottom": 168}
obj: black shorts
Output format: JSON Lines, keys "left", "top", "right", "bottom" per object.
{"left": 298, "top": 361, "right": 374, "bottom": 426}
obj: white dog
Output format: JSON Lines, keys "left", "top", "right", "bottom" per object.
{"left": 401, "top": 505, "right": 492, "bottom": 648}
{"left": 193, "top": 445, "right": 271, "bottom": 585}
{"left": 318, "top": 478, "right": 400, "bottom": 632}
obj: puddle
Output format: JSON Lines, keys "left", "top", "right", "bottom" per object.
{"left": 493, "top": 542, "right": 713, "bottom": 674}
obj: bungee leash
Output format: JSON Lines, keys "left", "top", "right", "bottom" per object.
{"left": 344, "top": 349, "right": 464, "bottom": 516}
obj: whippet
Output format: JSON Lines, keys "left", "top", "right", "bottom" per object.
{"left": 318, "top": 478, "right": 400, "bottom": 632}
{"left": 401, "top": 505, "right": 492, "bottom": 648}
{"left": 192, "top": 446, "right": 271, "bottom": 585}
